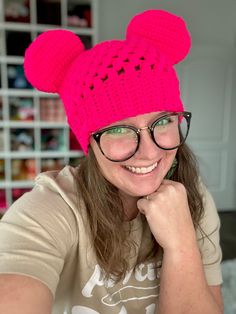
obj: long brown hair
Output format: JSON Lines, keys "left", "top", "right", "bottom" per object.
{"left": 76, "top": 143, "right": 204, "bottom": 281}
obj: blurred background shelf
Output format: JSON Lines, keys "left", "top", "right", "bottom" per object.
{"left": 0, "top": 0, "right": 98, "bottom": 212}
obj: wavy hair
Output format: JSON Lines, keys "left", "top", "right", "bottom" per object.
{"left": 75, "top": 143, "right": 204, "bottom": 281}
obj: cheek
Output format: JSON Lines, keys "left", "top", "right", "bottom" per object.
{"left": 166, "top": 150, "right": 178, "bottom": 171}
{"left": 90, "top": 140, "right": 121, "bottom": 183}
{"left": 96, "top": 159, "right": 125, "bottom": 192}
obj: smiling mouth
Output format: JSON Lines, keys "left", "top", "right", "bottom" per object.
{"left": 124, "top": 162, "right": 158, "bottom": 174}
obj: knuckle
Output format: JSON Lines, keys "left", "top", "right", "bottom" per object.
{"left": 176, "top": 182, "right": 187, "bottom": 193}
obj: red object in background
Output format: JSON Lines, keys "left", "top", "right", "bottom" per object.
{"left": 12, "top": 188, "right": 31, "bottom": 202}
{"left": 84, "top": 8, "right": 91, "bottom": 27}
{"left": 0, "top": 189, "right": 7, "bottom": 212}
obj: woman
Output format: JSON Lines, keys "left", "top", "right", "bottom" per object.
{"left": 0, "top": 9, "right": 223, "bottom": 314}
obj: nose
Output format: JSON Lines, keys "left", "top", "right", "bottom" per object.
{"left": 134, "top": 128, "right": 161, "bottom": 159}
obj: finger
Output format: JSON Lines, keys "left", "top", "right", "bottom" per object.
{"left": 137, "top": 197, "right": 149, "bottom": 214}
{"left": 161, "top": 179, "right": 175, "bottom": 185}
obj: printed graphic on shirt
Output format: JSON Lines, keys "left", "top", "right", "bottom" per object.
{"left": 72, "top": 303, "right": 156, "bottom": 314}
{"left": 71, "top": 261, "right": 161, "bottom": 314}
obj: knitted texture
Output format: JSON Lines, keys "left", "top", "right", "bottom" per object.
{"left": 24, "top": 10, "right": 191, "bottom": 154}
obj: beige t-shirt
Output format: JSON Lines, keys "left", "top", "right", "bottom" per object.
{"left": 0, "top": 166, "right": 222, "bottom": 314}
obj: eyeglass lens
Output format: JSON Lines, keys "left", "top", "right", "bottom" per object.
{"left": 99, "top": 113, "right": 189, "bottom": 161}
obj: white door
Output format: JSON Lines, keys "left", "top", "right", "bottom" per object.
{"left": 177, "top": 45, "right": 236, "bottom": 210}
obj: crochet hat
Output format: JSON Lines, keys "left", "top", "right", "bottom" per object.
{"left": 24, "top": 9, "right": 191, "bottom": 154}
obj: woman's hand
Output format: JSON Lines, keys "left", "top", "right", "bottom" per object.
{"left": 137, "top": 180, "right": 224, "bottom": 314}
{"left": 137, "top": 179, "right": 197, "bottom": 252}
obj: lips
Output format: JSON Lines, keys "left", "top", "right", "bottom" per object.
{"left": 124, "top": 162, "right": 158, "bottom": 174}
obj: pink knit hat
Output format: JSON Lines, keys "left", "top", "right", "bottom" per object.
{"left": 24, "top": 10, "right": 191, "bottom": 154}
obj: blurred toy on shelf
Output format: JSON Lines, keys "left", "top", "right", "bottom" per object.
{"left": 4, "top": 0, "right": 30, "bottom": 23}
{"left": 9, "top": 97, "right": 35, "bottom": 121}
{"left": 10, "top": 128, "right": 34, "bottom": 151}
{"left": 67, "top": 2, "right": 91, "bottom": 27}
{"left": 25, "top": 159, "right": 37, "bottom": 179}
{"left": 7, "top": 64, "right": 32, "bottom": 89}
{"left": 12, "top": 158, "right": 36, "bottom": 181}
{"left": 41, "top": 158, "right": 65, "bottom": 172}
{"left": 40, "top": 97, "right": 65, "bottom": 121}
{"left": 41, "top": 128, "right": 66, "bottom": 151}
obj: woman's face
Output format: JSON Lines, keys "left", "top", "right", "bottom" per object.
{"left": 90, "top": 112, "right": 177, "bottom": 201}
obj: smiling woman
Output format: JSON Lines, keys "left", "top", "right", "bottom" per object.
{"left": 0, "top": 9, "right": 223, "bottom": 314}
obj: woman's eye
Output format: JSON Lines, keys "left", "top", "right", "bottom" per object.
{"left": 156, "top": 117, "right": 171, "bottom": 126}
{"left": 106, "top": 127, "right": 126, "bottom": 134}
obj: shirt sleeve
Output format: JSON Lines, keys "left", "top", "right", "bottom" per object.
{"left": 196, "top": 183, "right": 223, "bottom": 286}
{"left": 0, "top": 179, "right": 78, "bottom": 297}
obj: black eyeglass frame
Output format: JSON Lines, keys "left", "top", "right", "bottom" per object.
{"left": 92, "top": 111, "right": 192, "bottom": 162}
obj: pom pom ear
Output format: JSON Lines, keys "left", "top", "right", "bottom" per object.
{"left": 126, "top": 10, "right": 191, "bottom": 65}
{"left": 24, "top": 30, "right": 85, "bottom": 93}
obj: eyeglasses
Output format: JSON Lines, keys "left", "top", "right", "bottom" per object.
{"left": 92, "top": 111, "right": 192, "bottom": 162}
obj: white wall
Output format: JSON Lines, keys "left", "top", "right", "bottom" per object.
{"left": 97, "top": 0, "right": 236, "bottom": 210}
{"left": 98, "top": 0, "right": 236, "bottom": 45}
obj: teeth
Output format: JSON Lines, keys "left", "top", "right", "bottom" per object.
{"left": 125, "top": 162, "right": 157, "bottom": 174}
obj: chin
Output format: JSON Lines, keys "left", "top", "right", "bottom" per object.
{"left": 122, "top": 183, "right": 161, "bottom": 198}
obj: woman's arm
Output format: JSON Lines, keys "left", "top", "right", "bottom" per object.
{"left": 0, "top": 274, "right": 53, "bottom": 314}
{"left": 209, "top": 286, "right": 224, "bottom": 311}
{"left": 137, "top": 180, "right": 223, "bottom": 314}
{"left": 157, "top": 244, "right": 223, "bottom": 313}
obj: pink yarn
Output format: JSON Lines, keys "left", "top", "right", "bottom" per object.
{"left": 24, "top": 10, "right": 191, "bottom": 154}
{"left": 126, "top": 10, "right": 191, "bottom": 65}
